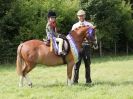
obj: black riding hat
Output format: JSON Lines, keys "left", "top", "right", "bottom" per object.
{"left": 47, "top": 11, "right": 56, "bottom": 18}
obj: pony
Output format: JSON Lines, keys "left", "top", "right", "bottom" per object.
{"left": 16, "top": 26, "right": 98, "bottom": 87}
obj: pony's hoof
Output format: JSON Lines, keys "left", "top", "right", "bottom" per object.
{"left": 19, "top": 84, "right": 23, "bottom": 87}
{"left": 28, "top": 83, "right": 32, "bottom": 88}
{"left": 67, "top": 79, "right": 72, "bottom": 86}
{"left": 68, "top": 83, "right": 72, "bottom": 86}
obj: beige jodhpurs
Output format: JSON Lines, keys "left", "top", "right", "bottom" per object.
{"left": 56, "top": 38, "right": 63, "bottom": 54}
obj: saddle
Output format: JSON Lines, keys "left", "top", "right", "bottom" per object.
{"left": 44, "top": 39, "right": 50, "bottom": 46}
{"left": 44, "top": 35, "right": 70, "bottom": 56}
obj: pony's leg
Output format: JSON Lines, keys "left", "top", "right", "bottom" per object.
{"left": 67, "top": 61, "right": 74, "bottom": 86}
{"left": 24, "top": 75, "right": 32, "bottom": 87}
{"left": 22, "top": 63, "right": 34, "bottom": 87}
{"left": 19, "top": 75, "right": 24, "bottom": 87}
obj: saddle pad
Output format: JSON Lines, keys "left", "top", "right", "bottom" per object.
{"left": 66, "top": 34, "right": 79, "bottom": 63}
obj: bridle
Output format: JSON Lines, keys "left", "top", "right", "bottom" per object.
{"left": 86, "top": 27, "right": 98, "bottom": 49}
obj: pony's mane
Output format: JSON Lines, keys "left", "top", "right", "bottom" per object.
{"left": 70, "top": 25, "right": 89, "bottom": 34}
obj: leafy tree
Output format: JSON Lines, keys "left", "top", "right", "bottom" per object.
{"left": 0, "top": 0, "right": 79, "bottom": 63}
{"left": 118, "top": 1, "right": 133, "bottom": 54}
{"left": 81, "top": 0, "right": 133, "bottom": 56}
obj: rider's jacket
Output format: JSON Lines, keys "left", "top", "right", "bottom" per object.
{"left": 46, "top": 21, "right": 58, "bottom": 40}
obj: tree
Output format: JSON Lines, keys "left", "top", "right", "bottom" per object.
{"left": 0, "top": 0, "right": 79, "bottom": 63}
{"left": 81, "top": 0, "right": 133, "bottom": 56}
{"left": 119, "top": 1, "right": 133, "bottom": 54}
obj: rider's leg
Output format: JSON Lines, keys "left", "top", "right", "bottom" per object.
{"left": 56, "top": 38, "right": 63, "bottom": 54}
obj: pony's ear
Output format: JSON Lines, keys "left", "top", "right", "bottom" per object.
{"left": 89, "top": 26, "right": 96, "bottom": 29}
{"left": 93, "top": 26, "right": 96, "bottom": 29}
{"left": 78, "top": 26, "right": 81, "bottom": 28}
{"left": 86, "top": 25, "right": 96, "bottom": 29}
{"left": 75, "top": 28, "right": 79, "bottom": 30}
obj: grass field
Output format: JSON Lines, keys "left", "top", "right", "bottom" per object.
{"left": 0, "top": 55, "right": 133, "bottom": 99}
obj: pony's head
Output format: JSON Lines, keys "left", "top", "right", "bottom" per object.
{"left": 85, "top": 26, "right": 98, "bottom": 49}
{"left": 73, "top": 26, "right": 98, "bottom": 49}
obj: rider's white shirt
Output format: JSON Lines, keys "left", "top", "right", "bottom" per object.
{"left": 71, "top": 20, "right": 93, "bottom": 30}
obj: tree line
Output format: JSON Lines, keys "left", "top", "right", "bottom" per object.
{"left": 0, "top": 0, "right": 133, "bottom": 63}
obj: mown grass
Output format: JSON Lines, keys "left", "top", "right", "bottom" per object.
{"left": 0, "top": 55, "right": 133, "bottom": 99}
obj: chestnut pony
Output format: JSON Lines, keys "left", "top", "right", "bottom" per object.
{"left": 16, "top": 26, "right": 98, "bottom": 87}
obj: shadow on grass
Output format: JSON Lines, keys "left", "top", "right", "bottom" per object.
{"left": 80, "top": 80, "right": 133, "bottom": 87}
{"left": 32, "top": 80, "right": 133, "bottom": 88}
{"left": 34, "top": 82, "right": 66, "bottom": 88}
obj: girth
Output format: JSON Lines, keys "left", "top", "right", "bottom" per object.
{"left": 59, "top": 35, "right": 70, "bottom": 64}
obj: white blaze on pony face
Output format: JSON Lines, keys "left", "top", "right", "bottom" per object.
{"left": 93, "top": 35, "right": 98, "bottom": 50}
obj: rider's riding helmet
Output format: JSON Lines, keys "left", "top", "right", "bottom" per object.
{"left": 47, "top": 11, "right": 56, "bottom": 18}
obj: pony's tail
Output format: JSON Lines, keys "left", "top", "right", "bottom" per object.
{"left": 16, "top": 43, "right": 24, "bottom": 76}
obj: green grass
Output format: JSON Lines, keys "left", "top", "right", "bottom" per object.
{"left": 0, "top": 55, "right": 133, "bottom": 99}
